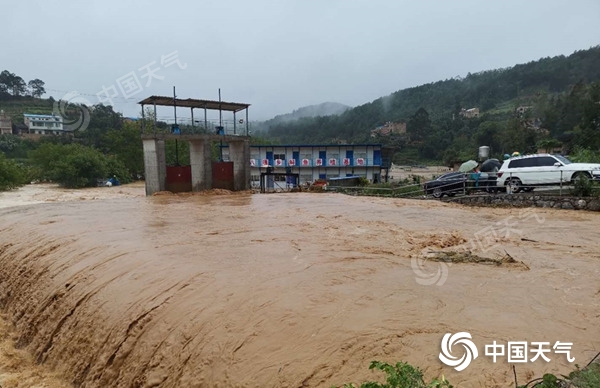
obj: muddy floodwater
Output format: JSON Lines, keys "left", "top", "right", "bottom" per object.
{"left": 0, "top": 184, "right": 599, "bottom": 387}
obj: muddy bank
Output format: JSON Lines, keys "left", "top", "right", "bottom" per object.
{"left": 0, "top": 192, "right": 599, "bottom": 387}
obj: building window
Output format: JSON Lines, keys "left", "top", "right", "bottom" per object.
{"left": 273, "top": 153, "right": 285, "bottom": 161}
{"left": 250, "top": 175, "right": 260, "bottom": 182}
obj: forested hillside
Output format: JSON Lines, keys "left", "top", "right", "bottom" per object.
{"left": 265, "top": 46, "right": 600, "bottom": 164}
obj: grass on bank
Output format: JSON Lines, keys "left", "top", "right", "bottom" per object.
{"left": 332, "top": 357, "right": 600, "bottom": 388}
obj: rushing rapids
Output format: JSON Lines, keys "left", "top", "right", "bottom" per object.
{"left": 0, "top": 185, "right": 599, "bottom": 387}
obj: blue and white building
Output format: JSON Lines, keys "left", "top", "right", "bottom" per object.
{"left": 23, "top": 113, "right": 64, "bottom": 135}
{"left": 224, "top": 143, "right": 387, "bottom": 187}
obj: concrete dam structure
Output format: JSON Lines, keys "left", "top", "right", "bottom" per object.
{"left": 142, "top": 133, "right": 251, "bottom": 195}
{"left": 139, "top": 94, "right": 252, "bottom": 195}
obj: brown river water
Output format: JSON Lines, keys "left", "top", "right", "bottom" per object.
{"left": 0, "top": 183, "right": 599, "bottom": 387}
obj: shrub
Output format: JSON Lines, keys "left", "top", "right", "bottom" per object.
{"left": 571, "top": 174, "right": 598, "bottom": 197}
{"left": 333, "top": 361, "right": 452, "bottom": 388}
{"left": 569, "top": 147, "right": 600, "bottom": 164}
{"left": 30, "top": 143, "right": 109, "bottom": 188}
{"left": 567, "top": 362, "right": 600, "bottom": 388}
{"left": 357, "top": 177, "right": 370, "bottom": 187}
{"left": 0, "top": 153, "right": 28, "bottom": 190}
{"left": 105, "top": 155, "right": 133, "bottom": 184}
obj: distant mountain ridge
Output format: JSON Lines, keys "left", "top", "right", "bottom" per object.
{"left": 267, "top": 102, "right": 350, "bottom": 123}
{"left": 264, "top": 46, "right": 600, "bottom": 147}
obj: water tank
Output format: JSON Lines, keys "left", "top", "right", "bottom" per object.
{"left": 478, "top": 146, "right": 490, "bottom": 160}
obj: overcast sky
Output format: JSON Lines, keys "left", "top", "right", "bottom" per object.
{"left": 3, "top": 0, "right": 599, "bottom": 122}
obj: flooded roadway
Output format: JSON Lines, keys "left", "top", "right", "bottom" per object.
{"left": 0, "top": 184, "right": 598, "bottom": 387}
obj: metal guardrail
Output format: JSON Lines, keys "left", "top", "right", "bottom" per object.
{"left": 329, "top": 169, "right": 600, "bottom": 200}
{"left": 142, "top": 119, "right": 250, "bottom": 136}
{"left": 327, "top": 183, "right": 425, "bottom": 198}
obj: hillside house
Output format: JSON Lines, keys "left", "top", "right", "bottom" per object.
{"left": 23, "top": 113, "right": 64, "bottom": 135}
{"left": 516, "top": 106, "right": 532, "bottom": 115}
{"left": 0, "top": 110, "right": 12, "bottom": 135}
{"left": 370, "top": 121, "right": 407, "bottom": 137}
{"left": 459, "top": 108, "right": 479, "bottom": 118}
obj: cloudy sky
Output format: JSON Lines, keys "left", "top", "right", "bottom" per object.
{"left": 3, "top": 0, "right": 599, "bottom": 121}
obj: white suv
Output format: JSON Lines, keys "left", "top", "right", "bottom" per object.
{"left": 496, "top": 154, "right": 600, "bottom": 193}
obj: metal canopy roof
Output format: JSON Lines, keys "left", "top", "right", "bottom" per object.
{"left": 138, "top": 96, "right": 250, "bottom": 112}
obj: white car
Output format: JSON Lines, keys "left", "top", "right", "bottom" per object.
{"left": 496, "top": 154, "right": 600, "bottom": 193}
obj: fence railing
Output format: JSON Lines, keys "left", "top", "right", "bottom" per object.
{"left": 331, "top": 169, "right": 600, "bottom": 199}
{"left": 327, "top": 183, "right": 425, "bottom": 198}
{"left": 142, "top": 119, "right": 250, "bottom": 136}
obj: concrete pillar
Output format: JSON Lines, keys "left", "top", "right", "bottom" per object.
{"left": 230, "top": 140, "right": 250, "bottom": 191}
{"left": 190, "top": 140, "right": 212, "bottom": 191}
{"left": 142, "top": 139, "right": 166, "bottom": 195}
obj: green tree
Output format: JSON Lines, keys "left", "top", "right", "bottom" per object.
{"left": 0, "top": 153, "right": 28, "bottom": 190}
{"left": 12, "top": 75, "right": 27, "bottom": 96}
{"left": 28, "top": 78, "right": 46, "bottom": 98}
{"left": 407, "top": 107, "right": 432, "bottom": 144}
{"left": 100, "top": 121, "right": 144, "bottom": 178}
{"left": 76, "top": 104, "right": 124, "bottom": 149}
{"left": 475, "top": 121, "right": 502, "bottom": 154}
{"left": 0, "top": 134, "right": 37, "bottom": 159}
{"left": 0, "top": 70, "right": 16, "bottom": 95}
{"left": 500, "top": 118, "right": 538, "bottom": 154}
{"left": 30, "top": 143, "right": 113, "bottom": 188}
{"left": 89, "top": 104, "right": 123, "bottom": 130}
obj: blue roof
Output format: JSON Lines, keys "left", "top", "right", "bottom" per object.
{"left": 23, "top": 113, "right": 59, "bottom": 118}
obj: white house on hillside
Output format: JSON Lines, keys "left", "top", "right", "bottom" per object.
{"left": 23, "top": 113, "right": 64, "bottom": 135}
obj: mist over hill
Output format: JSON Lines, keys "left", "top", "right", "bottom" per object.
{"left": 262, "top": 46, "right": 600, "bottom": 164}
{"left": 251, "top": 102, "right": 350, "bottom": 134}
{"left": 269, "top": 102, "right": 350, "bottom": 123}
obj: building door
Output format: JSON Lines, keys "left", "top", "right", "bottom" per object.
{"left": 319, "top": 173, "right": 326, "bottom": 180}
{"left": 292, "top": 151, "right": 300, "bottom": 166}
{"left": 266, "top": 151, "right": 274, "bottom": 166}
{"left": 212, "top": 162, "right": 234, "bottom": 190}
{"left": 373, "top": 150, "right": 382, "bottom": 165}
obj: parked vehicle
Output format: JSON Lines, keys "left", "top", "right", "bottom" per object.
{"left": 496, "top": 154, "right": 600, "bottom": 193}
{"left": 424, "top": 171, "right": 499, "bottom": 198}
{"left": 423, "top": 172, "right": 466, "bottom": 198}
